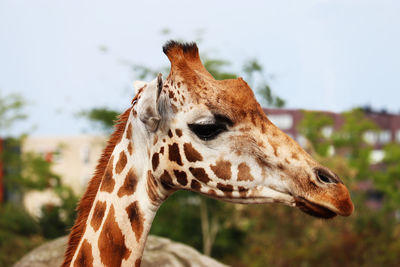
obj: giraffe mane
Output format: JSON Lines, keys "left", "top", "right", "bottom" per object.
{"left": 62, "top": 106, "right": 134, "bottom": 267}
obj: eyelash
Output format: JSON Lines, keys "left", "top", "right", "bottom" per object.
{"left": 188, "top": 123, "right": 227, "bottom": 141}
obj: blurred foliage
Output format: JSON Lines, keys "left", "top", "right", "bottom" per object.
{"left": 0, "top": 92, "right": 26, "bottom": 136}
{"left": 0, "top": 94, "right": 78, "bottom": 266}
{"left": 151, "top": 191, "right": 245, "bottom": 257}
{"left": 332, "top": 108, "right": 380, "bottom": 182}
{"left": 375, "top": 143, "right": 400, "bottom": 212}
{"left": 0, "top": 203, "right": 44, "bottom": 266}
{"left": 298, "top": 110, "right": 334, "bottom": 156}
{"left": 242, "top": 59, "right": 285, "bottom": 108}
{"left": 78, "top": 107, "right": 120, "bottom": 133}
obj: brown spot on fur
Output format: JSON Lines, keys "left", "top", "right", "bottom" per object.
{"left": 256, "top": 157, "right": 272, "bottom": 170}
{"left": 160, "top": 147, "right": 164, "bottom": 155}
{"left": 237, "top": 162, "right": 254, "bottom": 181}
{"left": 100, "top": 156, "right": 115, "bottom": 193}
{"left": 171, "top": 103, "right": 178, "bottom": 113}
{"left": 174, "top": 170, "right": 188, "bottom": 186}
{"left": 127, "top": 142, "right": 133, "bottom": 155}
{"left": 169, "top": 143, "right": 183, "bottom": 166}
{"left": 269, "top": 140, "right": 279, "bottom": 157}
{"left": 160, "top": 170, "right": 174, "bottom": 190}
{"left": 153, "top": 135, "right": 158, "bottom": 145}
{"left": 208, "top": 189, "right": 217, "bottom": 196}
{"left": 261, "top": 123, "right": 266, "bottom": 134}
{"left": 217, "top": 183, "right": 233, "bottom": 197}
{"left": 62, "top": 107, "right": 132, "bottom": 267}
{"left": 74, "top": 239, "right": 93, "bottom": 267}
{"left": 291, "top": 152, "right": 299, "bottom": 160}
{"left": 117, "top": 169, "right": 138, "bottom": 197}
{"left": 210, "top": 160, "right": 232, "bottom": 180}
{"left": 116, "top": 151, "right": 127, "bottom": 174}
{"left": 277, "top": 163, "right": 285, "bottom": 171}
{"left": 98, "top": 205, "right": 130, "bottom": 267}
{"left": 184, "top": 143, "right": 203, "bottom": 162}
{"left": 126, "top": 122, "right": 132, "bottom": 140}
{"left": 175, "top": 129, "right": 183, "bottom": 137}
{"left": 238, "top": 186, "right": 249, "bottom": 198}
{"left": 177, "top": 81, "right": 181, "bottom": 88}
{"left": 168, "top": 129, "right": 173, "bottom": 138}
{"left": 189, "top": 167, "right": 210, "bottom": 183}
{"left": 169, "top": 91, "right": 175, "bottom": 99}
{"left": 285, "top": 158, "right": 290, "bottom": 164}
{"left": 135, "top": 259, "right": 141, "bottom": 267}
{"left": 190, "top": 179, "right": 201, "bottom": 190}
{"left": 126, "top": 201, "right": 144, "bottom": 243}
{"left": 152, "top": 153, "right": 159, "bottom": 171}
{"left": 250, "top": 112, "right": 256, "bottom": 126}
{"left": 147, "top": 171, "right": 161, "bottom": 205}
{"left": 90, "top": 201, "right": 106, "bottom": 232}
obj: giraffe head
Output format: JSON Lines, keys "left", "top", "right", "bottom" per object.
{"left": 136, "top": 41, "right": 353, "bottom": 219}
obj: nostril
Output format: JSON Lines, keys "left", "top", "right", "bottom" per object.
{"left": 315, "top": 168, "right": 339, "bottom": 184}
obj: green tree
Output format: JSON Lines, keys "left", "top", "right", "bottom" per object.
{"left": 0, "top": 93, "right": 79, "bottom": 265}
{"left": 243, "top": 59, "right": 285, "bottom": 108}
{"left": 332, "top": 108, "right": 379, "bottom": 181}
{"left": 0, "top": 92, "right": 26, "bottom": 136}
{"left": 374, "top": 143, "right": 400, "bottom": 211}
{"left": 298, "top": 111, "right": 334, "bottom": 156}
{"left": 78, "top": 107, "right": 120, "bottom": 133}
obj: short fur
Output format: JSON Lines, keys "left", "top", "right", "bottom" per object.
{"left": 61, "top": 94, "right": 140, "bottom": 266}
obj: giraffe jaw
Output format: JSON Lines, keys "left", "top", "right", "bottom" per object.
{"left": 207, "top": 186, "right": 296, "bottom": 206}
{"left": 293, "top": 196, "right": 337, "bottom": 219}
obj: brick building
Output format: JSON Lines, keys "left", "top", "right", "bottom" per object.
{"left": 264, "top": 107, "right": 400, "bottom": 162}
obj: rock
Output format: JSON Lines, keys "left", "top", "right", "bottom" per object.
{"left": 14, "top": 235, "right": 229, "bottom": 267}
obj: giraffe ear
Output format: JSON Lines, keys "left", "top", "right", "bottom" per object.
{"left": 136, "top": 74, "right": 164, "bottom": 132}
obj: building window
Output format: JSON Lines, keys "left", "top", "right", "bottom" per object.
{"left": 363, "top": 131, "right": 378, "bottom": 145}
{"left": 268, "top": 114, "right": 293, "bottom": 130}
{"left": 396, "top": 130, "right": 400, "bottom": 143}
{"left": 370, "top": 150, "right": 385, "bottom": 164}
{"left": 322, "top": 126, "right": 333, "bottom": 138}
{"left": 378, "top": 130, "right": 391, "bottom": 144}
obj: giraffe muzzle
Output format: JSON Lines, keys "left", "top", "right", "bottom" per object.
{"left": 294, "top": 196, "right": 337, "bottom": 219}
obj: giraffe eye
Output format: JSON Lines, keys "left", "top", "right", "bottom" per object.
{"left": 188, "top": 123, "right": 227, "bottom": 141}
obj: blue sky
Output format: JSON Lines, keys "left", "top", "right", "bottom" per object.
{"left": 1, "top": 0, "right": 399, "bottom": 136}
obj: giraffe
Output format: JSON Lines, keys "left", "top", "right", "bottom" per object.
{"left": 62, "top": 41, "right": 354, "bottom": 267}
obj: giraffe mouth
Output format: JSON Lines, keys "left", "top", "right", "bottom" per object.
{"left": 294, "top": 196, "right": 337, "bottom": 219}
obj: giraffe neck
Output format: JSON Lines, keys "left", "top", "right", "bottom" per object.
{"left": 68, "top": 108, "right": 166, "bottom": 267}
